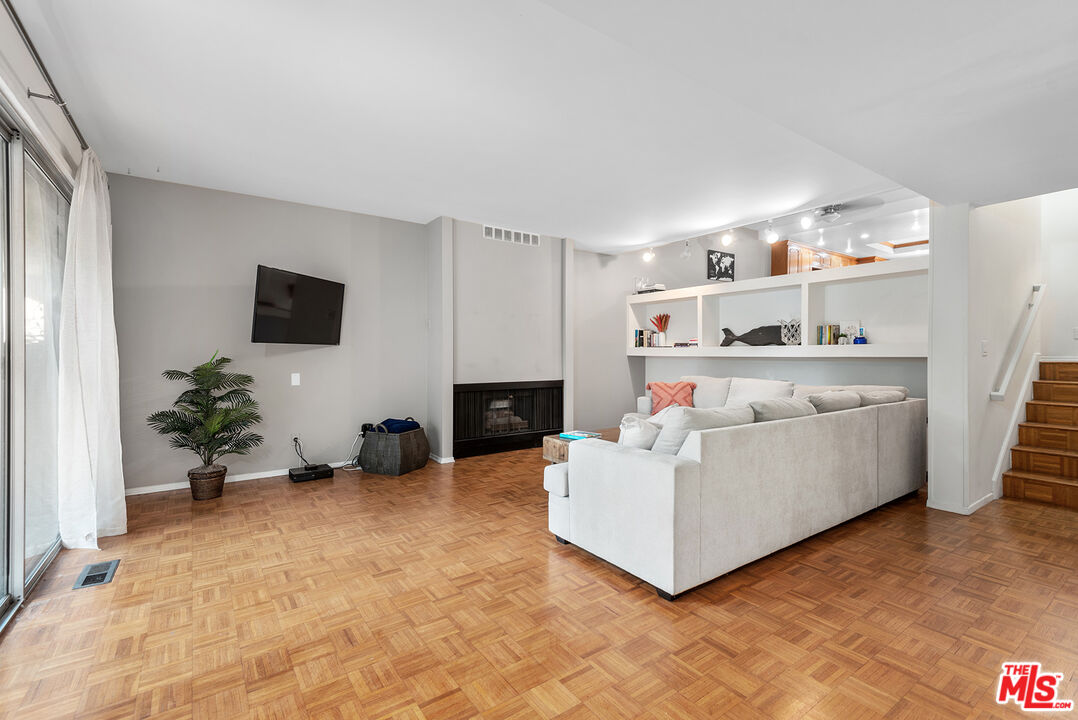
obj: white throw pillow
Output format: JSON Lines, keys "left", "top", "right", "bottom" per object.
{"left": 807, "top": 390, "right": 862, "bottom": 413}
{"left": 680, "top": 375, "right": 732, "bottom": 409}
{"left": 618, "top": 417, "right": 661, "bottom": 450}
{"left": 750, "top": 397, "right": 818, "bottom": 422}
{"left": 724, "top": 377, "right": 795, "bottom": 408}
{"left": 651, "top": 406, "right": 755, "bottom": 455}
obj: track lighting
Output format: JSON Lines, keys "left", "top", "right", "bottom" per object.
{"left": 642, "top": 248, "right": 655, "bottom": 262}
{"left": 765, "top": 221, "right": 779, "bottom": 244}
{"left": 680, "top": 240, "right": 692, "bottom": 260}
{"left": 800, "top": 216, "right": 813, "bottom": 230}
{"left": 721, "top": 232, "right": 733, "bottom": 247}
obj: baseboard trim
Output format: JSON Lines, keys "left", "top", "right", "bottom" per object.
{"left": 430, "top": 454, "right": 455, "bottom": 464}
{"left": 125, "top": 460, "right": 351, "bottom": 497}
{"left": 967, "top": 491, "right": 997, "bottom": 514}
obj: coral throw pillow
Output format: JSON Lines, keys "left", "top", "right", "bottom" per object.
{"left": 646, "top": 381, "right": 696, "bottom": 414}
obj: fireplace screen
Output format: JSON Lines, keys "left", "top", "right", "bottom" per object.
{"left": 453, "top": 380, "right": 563, "bottom": 457}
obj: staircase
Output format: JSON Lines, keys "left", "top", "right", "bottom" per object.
{"left": 1002, "top": 361, "right": 1078, "bottom": 509}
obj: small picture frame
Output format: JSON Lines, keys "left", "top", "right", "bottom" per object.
{"left": 707, "top": 250, "right": 735, "bottom": 282}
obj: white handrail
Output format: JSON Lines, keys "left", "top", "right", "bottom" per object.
{"left": 990, "top": 284, "right": 1045, "bottom": 401}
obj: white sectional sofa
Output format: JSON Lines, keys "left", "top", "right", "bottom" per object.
{"left": 544, "top": 376, "right": 927, "bottom": 599}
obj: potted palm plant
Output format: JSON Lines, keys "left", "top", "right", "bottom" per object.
{"left": 147, "top": 352, "right": 265, "bottom": 500}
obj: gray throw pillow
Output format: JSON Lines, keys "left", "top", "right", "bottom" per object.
{"left": 651, "top": 406, "right": 755, "bottom": 455}
{"left": 807, "top": 390, "right": 862, "bottom": 413}
{"left": 858, "top": 390, "right": 908, "bottom": 406}
{"left": 750, "top": 397, "right": 818, "bottom": 422}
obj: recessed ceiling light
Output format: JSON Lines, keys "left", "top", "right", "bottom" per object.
{"left": 860, "top": 233, "right": 870, "bottom": 240}
{"left": 642, "top": 248, "right": 655, "bottom": 262}
{"left": 800, "top": 216, "right": 813, "bottom": 230}
{"left": 721, "top": 232, "right": 733, "bottom": 247}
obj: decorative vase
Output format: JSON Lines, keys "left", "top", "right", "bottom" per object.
{"left": 188, "top": 464, "right": 227, "bottom": 500}
{"left": 658, "top": 332, "right": 667, "bottom": 347}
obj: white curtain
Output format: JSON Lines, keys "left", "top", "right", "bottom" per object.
{"left": 58, "top": 148, "right": 126, "bottom": 548}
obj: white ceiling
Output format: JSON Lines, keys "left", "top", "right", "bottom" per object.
{"left": 13, "top": 1, "right": 1078, "bottom": 252}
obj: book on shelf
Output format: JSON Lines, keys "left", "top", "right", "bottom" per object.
{"left": 559, "top": 431, "right": 601, "bottom": 441}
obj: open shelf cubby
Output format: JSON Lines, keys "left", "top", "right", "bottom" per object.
{"left": 626, "top": 255, "right": 928, "bottom": 359}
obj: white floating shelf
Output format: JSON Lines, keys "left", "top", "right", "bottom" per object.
{"left": 627, "top": 255, "right": 928, "bottom": 306}
{"left": 627, "top": 256, "right": 929, "bottom": 360}
{"left": 627, "top": 343, "right": 928, "bottom": 359}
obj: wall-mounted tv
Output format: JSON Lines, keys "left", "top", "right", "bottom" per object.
{"left": 251, "top": 265, "right": 345, "bottom": 345}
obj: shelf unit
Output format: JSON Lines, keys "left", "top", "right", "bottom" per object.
{"left": 627, "top": 255, "right": 929, "bottom": 359}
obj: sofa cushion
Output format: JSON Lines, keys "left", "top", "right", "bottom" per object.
{"left": 792, "top": 384, "right": 845, "bottom": 399}
{"left": 646, "top": 381, "right": 696, "bottom": 414}
{"left": 858, "top": 390, "right": 908, "bottom": 406}
{"left": 847, "top": 385, "right": 909, "bottom": 399}
{"left": 622, "top": 403, "right": 680, "bottom": 428}
{"left": 725, "top": 377, "right": 795, "bottom": 408}
{"left": 807, "top": 390, "right": 862, "bottom": 413}
{"left": 680, "top": 375, "right": 732, "bottom": 409}
{"left": 750, "top": 397, "right": 818, "bottom": 422}
{"left": 543, "top": 463, "right": 569, "bottom": 497}
{"left": 618, "top": 417, "right": 661, "bottom": 450}
{"left": 651, "top": 406, "right": 755, "bottom": 455}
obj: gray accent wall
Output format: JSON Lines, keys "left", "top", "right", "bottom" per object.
{"left": 452, "top": 219, "right": 564, "bottom": 384}
{"left": 110, "top": 175, "right": 429, "bottom": 490}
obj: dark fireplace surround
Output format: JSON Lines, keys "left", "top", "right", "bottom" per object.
{"left": 453, "top": 380, "right": 563, "bottom": 458}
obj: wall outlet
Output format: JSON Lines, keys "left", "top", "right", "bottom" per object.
{"left": 291, "top": 373, "right": 301, "bottom": 386}
{"left": 980, "top": 340, "right": 988, "bottom": 357}
{"left": 1073, "top": 326, "right": 1078, "bottom": 340}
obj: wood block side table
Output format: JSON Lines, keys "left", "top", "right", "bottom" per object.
{"left": 542, "top": 428, "right": 619, "bottom": 463}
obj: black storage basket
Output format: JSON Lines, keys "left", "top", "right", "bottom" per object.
{"left": 359, "top": 418, "right": 430, "bottom": 476}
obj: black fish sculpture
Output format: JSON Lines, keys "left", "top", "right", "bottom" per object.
{"left": 721, "top": 325, "right": 784, "bottom": 346}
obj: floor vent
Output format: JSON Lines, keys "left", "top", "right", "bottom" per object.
{"left": 73, "top": 560, "right": 119, "bottom": 589}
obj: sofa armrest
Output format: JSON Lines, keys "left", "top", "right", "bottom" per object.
{"left": 637, "top": 395, "right": 652, "bottom": 414}
{"left": 567, "top": 439, "right": 700, "bottom": 595}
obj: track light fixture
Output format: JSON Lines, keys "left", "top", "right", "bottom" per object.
{"left": 642, "top": 247, "right": 655, "bottom": 262}
{"left": 765, "top": 221, "right": 779, "bottom": 244}
{"left": 721, "top": 232, "right": 733, "bottom": 247}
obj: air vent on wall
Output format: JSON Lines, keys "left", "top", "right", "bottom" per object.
{"left": 483, "top": 225, "right": 540, "bottom": 247}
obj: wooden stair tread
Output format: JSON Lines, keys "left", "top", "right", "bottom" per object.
{"left": 1012, "top": 444, "right": 1078, "bottom": 458}
{"left": 1002, "top": 469, "right": 1078, "bottom": 489}
{"left": 1019, "top": 422, "right": 1078, "bottom": 431}
{"left": 1027, "top": 400, "right": 1078, "bottom": 407}
{"left": 1034, "top": 379, "right": 1078, "bottom": 385}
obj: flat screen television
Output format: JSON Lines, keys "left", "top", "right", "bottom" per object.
{"left": 251, "top": 265, "right": 345, "bottom": 345}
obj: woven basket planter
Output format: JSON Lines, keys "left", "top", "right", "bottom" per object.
{"left": 359, "top": 427, "right": 430, "bottom": 476}
{"left": 188, "top": 464, "right": 227, "bottom": 500}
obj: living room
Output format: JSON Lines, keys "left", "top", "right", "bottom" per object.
{"left": 2, "top": 2, "right": 1078, "bottom": 719}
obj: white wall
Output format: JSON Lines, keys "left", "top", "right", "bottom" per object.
{"left": 927, "top": 197, "right": 1043, "bottom": 515}
{"left": 968, "top": 197, "right": 1043, "bottom": 506}
{"left": 1041, "top": 189, "right": 1078, "bottom": 357}
{"left": 110, "top": 175, "right": 429, "bottom": 490}
{"left": 452, "top": 220, "right": 563, "bottom": 384}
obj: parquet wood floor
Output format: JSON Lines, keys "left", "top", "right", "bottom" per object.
{"left": 2, "top": 447, "right": 1078, "bottom": 719}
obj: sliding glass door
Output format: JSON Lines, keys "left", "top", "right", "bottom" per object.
{"left": 22, "top": 157, "right": 66, "bottom": 582}
{"left": 0, "top": 134, "right": 8, "bottom": 615}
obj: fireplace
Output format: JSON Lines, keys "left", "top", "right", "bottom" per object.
{"left": 453, "top": 380, "right": 563, "bottom": 458}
